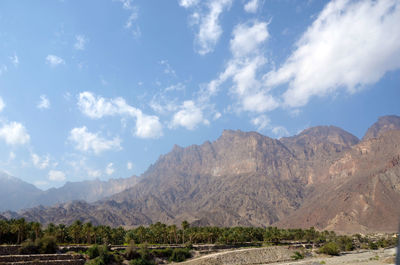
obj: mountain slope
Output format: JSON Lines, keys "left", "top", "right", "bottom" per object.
{"left": 363, "top": 115, "right": 400, "bottom": 140}
{"left": 0, "top": 172, "right": 42, "bottom": 212}
{"left": 5, "top": 115, "right": 400, "bottom": 233}
{"left": 276, "top": 130, "right": 400, "bottom": 233}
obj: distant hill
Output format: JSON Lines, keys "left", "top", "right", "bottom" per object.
{"left": 0, "top": 172, "right": 139, "bottom": 211}
{"left": 4, "top": 115, "right": 400, "bottom": 234}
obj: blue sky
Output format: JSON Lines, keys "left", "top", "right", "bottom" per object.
{"left": 0, "top": 0, "right": 399, "bottom": 189}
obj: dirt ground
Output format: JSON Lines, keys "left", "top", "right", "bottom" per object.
{"left": 268, "top": 247, "right": 397, "bottom": 265}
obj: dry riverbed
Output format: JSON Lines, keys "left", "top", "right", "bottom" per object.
{"left": 268, "top": 247, "right": 397, "bottom": 265}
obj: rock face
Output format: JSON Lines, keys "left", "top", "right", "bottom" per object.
{"left": 0, "top": 173, "right": 139, "bottom": 211}
{"left": 6, "top": 115, "right": 400, "bottom": 233}
{"left": 363, "top": 115, "right": 400, "bottom": 140}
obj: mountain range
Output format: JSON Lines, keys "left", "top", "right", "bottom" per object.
{"left": 2, "top": 115, "right": 400, "bottom": 234}
{"left": 0, "top": 172, "right": 138, "bottom": 212}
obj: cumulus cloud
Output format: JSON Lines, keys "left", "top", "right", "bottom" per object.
{"left": 46, "top": 55, "right": 65, "bottom": 67}
{"left": 74, "top": 35, "right": 88, "bottom": 50}
{"left": 116, "top": 0, "right": 140, "bottom": 37}
{"left": 0, "top": 97, "right": 5, "bottom": 112}
{"left": 48, "top": 170, "right": 66, "bottom": 181}
{"left": 171, "top": 100, "right": 209, "bottom": 130}
{"left": 265, "top": 0, "right": 400, "bottom": 108}
{"left": 106, "top": 163, "right": 114, "bottom": 175}
{"left": 37, "top": 95, "right": 50, "bottom": 109}
{"left": 251, "top": 115, "right": 270, "bottom": 130}
{"left": 244, "top": 0, "right": 259, "bottom": 13}
{"left": 69, "top": 126, "right": 122, "bottom": 155}
{"left": 78, "top": 91, "right": 163, "bottom": 138}
{"left": 0, "top": 121, "right": 30, "bottom": 145}
{"left": 31, "top": 153, "right": 50, "bottom": 169}
{"left": 87, "top": 169, "right": 102, "bottom": 178}
{"left": 127, "top": 161, "right": 133, "bottom": 170}
{"left": 205, "top": 20, "right": 279, "bottom": 113}
{"left": 179, "top": 0, "right": 232, "bottom": 55}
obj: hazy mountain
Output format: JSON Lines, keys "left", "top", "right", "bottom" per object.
{"left": 5, "top": 115, "right": 400, "bottom": 233}
{"left": 0, "top": 173, "right": 139, "bottom": 211}
{"left": 0, "top": 172, "right": 42, "bottom": 211}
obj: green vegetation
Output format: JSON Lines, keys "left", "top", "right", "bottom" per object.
{"left": 291, "top": 251, "right": 305, "bottom": 260}
{"left": 0, "top": 218, "right": 398, "bottom": 262}
{"left": 318, "top": 242, "right": 340, "bottom": 256}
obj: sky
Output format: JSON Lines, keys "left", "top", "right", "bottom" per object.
{"left": 0, "top": 0, "right": 399, "bottom": 189}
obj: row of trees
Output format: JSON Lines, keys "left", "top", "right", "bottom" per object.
{"left": 0, "top": 218, "right": 397, "bottom": 248}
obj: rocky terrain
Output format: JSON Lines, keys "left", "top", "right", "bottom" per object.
{"left": 3, "top": 115, "right": 400, "bottom": 233}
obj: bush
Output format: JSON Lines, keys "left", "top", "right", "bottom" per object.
{"left": 291, "top": 251, "right": 304, "bottom": 260}
{"left": 318, "top": 242, "right": 340, "bottom": 256}
{"left": 19, "top": 239, "right": 39, "bottom": 254}
{"left": 150, "top": 248, "right": 173, "bottom": 258}
{"left": 129, "top": 258, "right": 155, "bottom": 265}
{"left": 369, "top": 241, "right": 378, "bottom": 250}
{"left": 169, "top": 248, "right": 191, "bottom": 262}
{"left": 36, "top": 236, "right": 58, "bottom": 254}
{"left": 87, "top": 245, "right": 101, "bottom": 259}
{"left": 85, "top": 256, "right": 105, "bottom": 265}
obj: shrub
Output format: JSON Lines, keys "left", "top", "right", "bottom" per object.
{"left": 85, "top": 256, "right": 105, "bottom": 265}
{"left": 35, "top": 236, "right": 58, "bottom": 254}
{"left": 129, "top": 258, "right": 155, "bottom": 265}
{"left": 318, "top": 242, "right": 340, "bottom": 256}
{"left": 87, "top": 245, "right": 101, "bottom": 259}
{"left": 169, "top": 248, "right": 191, "bottom": 262}
{"left": 369, "top": 241, "right": 378, "bottom": 250}
{"left": 19, "top": 239, "right": 39, "bottom": 254}
{"left": 291, "top": 251, "right": 304, "bottom": 260}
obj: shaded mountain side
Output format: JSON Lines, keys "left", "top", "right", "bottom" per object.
{"left": 363, "top": 115, "right": 400, "bottom": 140}
{"left": 275, "top": 130, "right": 400, "bottom": 233}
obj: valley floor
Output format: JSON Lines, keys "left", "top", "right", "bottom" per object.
{"left": 267, "top": 247, "right": 397, "bottom": 265}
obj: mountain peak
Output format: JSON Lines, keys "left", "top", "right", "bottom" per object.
{"left": 363, "top": 115, "right": 400, "bottom": 140}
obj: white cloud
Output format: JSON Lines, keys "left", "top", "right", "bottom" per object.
{"left": 160, "top": 60, "right": 176, "bottom": 77}
{"left": 265, "top": 0, "right": 400, "bottom": 108}
{"left": 46, "top": 55, "right": 65, "bottom": 67}
{"left": 31, "top": 153, "right": 50, "bottom": 169}
{"left": 9, "top": 54, "right": 19, "bottom": 67}
{"left": 205, "top": 21, "right": 279, "bottom": 113}
{"left": 251, "top": 115, "right": 270, "bottom": 130}
{"left": 0, "top": 65, "right": 7, "bottom": 76}
{"left": 87, "top": 169, "right": 102, "bottom": 178}
{"left": 272, "top": 126, "right": 289, "bottom": 138}
{"left": 74, "top": 35, "right": 88, "bottom": 50}
{"left": 69, "top": 126, "right": 122, "bottom": 155}
{"left": 9, "top": 151, "right": 16, "bottom": 160}
{"left": 127, "top": 161, "right": 133, "bottom": 170}
{"left": 116, "top": 0, "right": 140, "bottom": 37}
{"left": 171, "top": 100, "right": 208, "bottom": 130}
{"left": 0, "top": 121, "right": 30, "bottom": 145}
{"left": 106, "top": 163, "right": 114, "bottom": 175}
{"left": 244, "top": 0, "right": 259, "bottom": 13}
{"left": 180, "top": 0, "right": 233, "bottom": 55}
{"left": 78, "top": 92, "right": 163, "bottom": 138}
{"left": 34, "top": 180, "right": 49, "bottom": 188}
{"left": 213, "top": 112, "right": 221, "bottom": 120}
{"left": 0, "top": 97, "right": 5, "bottom": 112}
{"left": 179, "top": 0, "right": 199, "bottom": 8}
{"left": 37, "top": 95, "right": 50, "bottom": 109}
{"left": 48, "top": 170, "right": 66, "bottom": 182}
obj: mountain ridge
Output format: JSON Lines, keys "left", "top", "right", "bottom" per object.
{"left": 3, "top": 115, "right": 400, "bottom": 233}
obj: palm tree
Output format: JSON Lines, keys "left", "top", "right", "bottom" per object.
{"left": 83, "top": 222, "right": 93, "bottom": 244}
{"left": 31, "top": 222, "right": 41, "bottom": 240}
{"left": 181, "top": 220, "right": 189, "bottom": 244}
{"left": 11, "top": 218, "right": 27, "bottom": 244}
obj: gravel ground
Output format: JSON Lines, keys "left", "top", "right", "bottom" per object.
{"left": 268, "top": 248, "right": 397, "bottom": 265}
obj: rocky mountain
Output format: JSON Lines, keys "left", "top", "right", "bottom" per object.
{"left": 5, "top": 115, "right": 400, "bottom": 233}
{"left": 0, "top": 173, "right": 139, "bottom": 211}
{"left": 363, "top": 115, "right": 400, "bottom": 140}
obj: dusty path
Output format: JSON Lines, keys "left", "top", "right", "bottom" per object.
{"left": 268, "top": 248, "right": 397, "bottom": 265}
